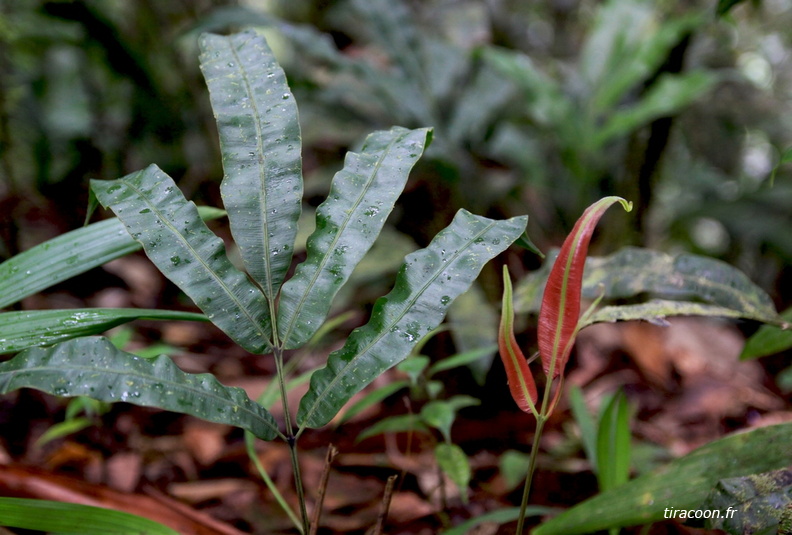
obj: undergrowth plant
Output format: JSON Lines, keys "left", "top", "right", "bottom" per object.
{"left": 0, "top": 30, "right": 526, "bottom": 533}
{"left": 496, "top": 196, "right": 792, "bottom": 535}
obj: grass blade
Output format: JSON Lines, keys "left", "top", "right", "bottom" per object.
{"left": 0, "top": 207, "right": 223, "bottom": 310}
{"left": 0, "top": 308, "right": 207, "bottom": 354}
{"left": 0, "top": 497, "right": 179, "bottom": 535}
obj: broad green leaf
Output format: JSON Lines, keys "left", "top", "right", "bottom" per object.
{"left": 515, "top": 247, "right": 785, "bottom": 327}
{"left": 297, "top": 210, "right": 527, "bottom": 429}
{"left": 0, "top": 497, "right": 178, "bottom": 535}
{"left": 278, "top": 127, "right": 431, "bottom": 349}
{"left": 0, "top": 207, "right": 224, "bottom": 310}
{"left": 740, "top": 307, "right": 792, "bottom": 359}
{"left": 538, "top": 197, "right": 632, "bottom": 377}
{"left": 91, "top": 165, "right": 273, "bottom": 354}
{"left": 442, "top": 506, "right": 557, "bottom": 535}
{"left": 0, "top": 308, "right": 207, "bottom": 355}
{"left": 420, "top": 396, "right": 480, "bottom": 443}
{"left": 703, "top": 468, "right": 792, "bottom": 534}
{"left": 0, "top": 337, "right": 280, "bottom": 440}
{"left": 595, "top": 72, "right": 716, "bottom": 148}
{"left": 435, "top": 443, "right": 471, "bottom": 503}
{"left": 533, "top": 422, "right": 792, "bottom": 534}
{"left": 585, "top": 300, "right": 787, "bottom": 328}
{"left": 199, "top": 31, "right": 302, "bottom": 299}
{"left": 356, "top": 413, "right": 429, "bottom": 443}
{"left": 596, "top": 391, "right": 631, "bottom": 492}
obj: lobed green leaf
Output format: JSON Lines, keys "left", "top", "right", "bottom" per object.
{"left": 278, "top": 127, "right": 431, "bottom": 349}
{"left": 0, "top": 308, "right": 207, "bottom": 355}
{"left": 91, "top": 165, "right": 273, "bottom": 354}
{"left": 0, "top": 337, "right": 280, "bottom": 440}
{"left": 199, "top": 31, "right": 303, "bottom": 299}
{"left": 297, "top": 210, "right": 527, "bottom": 429}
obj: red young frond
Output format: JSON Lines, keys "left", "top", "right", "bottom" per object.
{"left": 499, "top": 265, "right": 538, "bottom": 415}
{"left": 537, "top": 197, "right": 632, "bottom": 378}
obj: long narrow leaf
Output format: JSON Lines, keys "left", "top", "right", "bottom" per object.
{"left": 91, "top": 165, "right": 273, "bottom": 354}
{"left": 596, "top": 391, "right": 631, "bottom": 492}
{"left": 0, "top": 337, "right": 280, "bottom": 440}
{"left": 0, "top": 308, "right": 207, "bottom": 355}
{"left": 199, "top": 31, "right": 302, "bottom": 299}
{"left": 533, "top": 422, "right": 792, "bottom": 535}
{"left": 538, "top": 197, "right": 632, "bottom": 377}
{"left": 0, "top": 207, "right": 224, "bottom": 310}
{"left": 297, "top": 210, "right": 527, "bottom": 429}
{"left": 0, "top": 498, "right": 178, "bottom": 535}
{"left": 498, "top": 265, "right": 537, "bottom": 413}
{"left": 278, "top": 127, "right": 431, "bottom": 349}
{"left": 515, "top": 247, "right": 786, "bottom": 328}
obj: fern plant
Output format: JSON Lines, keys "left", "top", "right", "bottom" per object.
{"left": 0, "top": 30, "right": 526, "bottom": 533}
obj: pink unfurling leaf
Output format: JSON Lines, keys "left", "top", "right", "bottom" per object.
{"left": 499, "top": 265, "right": 538, "bottom": 414}
{"left": 538, "top": 197, "right": 632, "bottom": 378}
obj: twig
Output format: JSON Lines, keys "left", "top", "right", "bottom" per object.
{"left": 371, "top": 474, "right": 398, "bottom": 535}
{"left": 309, "top": 444, "right": 339, "bottom": 535}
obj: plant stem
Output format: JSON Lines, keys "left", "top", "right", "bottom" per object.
{"left": 516, "top": 415, "right": 546, "bottom": 533}
{"left": 245, "top": 431, "right": 303, "bottom": 531}
{"left": 274, "top": 347, "right": 310, "bottom": 534}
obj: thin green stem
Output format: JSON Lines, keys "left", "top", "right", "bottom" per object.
{"left": 274, "top": 347, "right": 310, "bottom": 534}
{"left": 516, "top": 415, "right": 546, "bottom": 533}
{"left": 245, "top": 431, "right": 303, "bottom": 530}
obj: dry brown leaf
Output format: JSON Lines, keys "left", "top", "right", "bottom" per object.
{"left": 0, "top": 464, "right": 245, "bottom": 535}
{"left": 168, "top": 478, "right": 258, "bottom": 503}
{"left": 105, "top": 451, "right": 142, "bottom": 493}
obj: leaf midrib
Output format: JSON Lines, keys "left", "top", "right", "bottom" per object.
{"left": 1, "top": 358, "right": 279, "bottom": 437}
{"left": 280, "top": 132, "right": 405, "bottom": 348}
{"left": 299, "top": 218, "right": 498, "bottom": 429}
{"left": 117, "top": 176, "right": 272, "bottom": 352}
{"left": 225, "top": 37, "right": 276, "bottom": 300}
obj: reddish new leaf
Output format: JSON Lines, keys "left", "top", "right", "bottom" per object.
{"left": 499, "top": 265, "right": 538, "bottom": 414}
{"left": 538, "top": 197, "right": 632, "bottom": 377}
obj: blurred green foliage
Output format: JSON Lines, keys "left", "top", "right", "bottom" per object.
{"left": 1, "top": 0, "right": 791, "bottom": 314}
